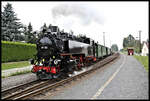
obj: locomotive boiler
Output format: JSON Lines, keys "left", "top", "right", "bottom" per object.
{"left": 30, "top": 28, "right": 96, "bottom": 80}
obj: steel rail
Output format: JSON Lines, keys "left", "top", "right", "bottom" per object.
{"left": 2, "top": 80, "right": 41, "bottom": 97}
{"left": 2, "top": 80, "right": 52, "bottom": 100}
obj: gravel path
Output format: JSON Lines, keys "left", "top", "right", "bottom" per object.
{"left": 37, "top": 54, "right": 148, "bottom": 99}
{"left": 1, "top": 73, "right": 37, "bottom": 90}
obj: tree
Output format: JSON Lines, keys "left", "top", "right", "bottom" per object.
{"left": 40, "top": 23, "right": 47, "bottom": 32}
{"left": 127, "top": 34, "right": 135, "bottom": 47}
{"left": 28, "top": 22, "right": 33, "bottom": 33}
{"left": 48, "top": 24, "right": 52, "bottom": 30}
{"left": 1, "top": 3, "right": 23, "bottom": 41}
{"left": 25, "top": 22, "right": 37, "bottom": 43}
{"left": 123, "top": 34, "right": 136, "bottom": 48}
{"left": 128, "top": 34, "right": 135, "bottom": 41}
{"left": 123, "top": 38, "right": 128, "bottom": 48}
{"left": 22, "top": 25, "right": 28, "bottom": 41}
{"left": 38, "top": 23, "right": 48, "bottom": 38}
{"left": 111, "top": 44, "right": 118, "bottom": 52}
{"left": 122, "top": 34, "right": 142, "bottom": 53}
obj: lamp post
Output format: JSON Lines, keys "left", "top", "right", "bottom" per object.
{"left": 136, "top": 30, "right": 142, "bottom": 54}
{"left": 139, "top": 30, "right": 142, "bottom": 53}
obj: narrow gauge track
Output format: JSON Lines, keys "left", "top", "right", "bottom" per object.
{"left": 2, "top": 79, "right": 59, "bottom": 100}
{"left": 2, "top": 53, "right": 119, "bottom": 100}
{"left": 2, "top": 80, "right": 41, "bottom": 97}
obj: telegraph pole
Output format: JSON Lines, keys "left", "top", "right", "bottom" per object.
{"left": 109, "top": 39, "right": 111, "bottom": 48}
{"left": 139, "top": 30, "right": 142, "bottom": 53}
{"left": 109, "top": 34, "right": 111, "bottom": 48}
{"left": 103, "top": 32, "right": 105, "bottom": 46}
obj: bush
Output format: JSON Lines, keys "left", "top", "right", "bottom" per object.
{"left": 2, "top": 41, "right": 37, "bottom": 63}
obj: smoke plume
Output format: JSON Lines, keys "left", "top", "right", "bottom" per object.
{"left": 51, "top": 4, "right": 104, "bottom": 26}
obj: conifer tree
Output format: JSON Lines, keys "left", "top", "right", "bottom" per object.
{"left": 38, "top": 23, "right": 47, "bottom": 38}
{"left": 1, "top": 3, "right": 23, "bottom": 41}
{"left": 26, "top": 22, "right": 36, "bottom": 43}
{"left": 111, "top": 44, "right": 119, "bottom": 52}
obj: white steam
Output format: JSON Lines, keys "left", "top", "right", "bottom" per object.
{"left": 51, "top": 4, "right": 104, "bottom": 26}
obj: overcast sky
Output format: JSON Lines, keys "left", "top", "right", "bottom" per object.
{"left": 1, "top": 1, "right": 148, "bottom": 49}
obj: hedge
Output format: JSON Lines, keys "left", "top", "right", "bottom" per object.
{"left": 2, "top": 41, "right": 37, "bottom": 63}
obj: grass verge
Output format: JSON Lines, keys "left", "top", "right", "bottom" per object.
{"left": 2, "top": 61, "right": 31, "bottom": 70}
{"left": 134, "top": 55, "right": 149, "bottom": 72}
{"left": 2, "top": 70, "right": 31, "bottom": 78}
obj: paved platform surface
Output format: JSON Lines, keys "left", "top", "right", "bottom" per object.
{"left": 38, "top": 54, "right": 148, "bottom": 99}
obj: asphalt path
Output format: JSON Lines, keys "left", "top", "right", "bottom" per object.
{"left": 36, "top": 54, "right": 149, "bottom": 99}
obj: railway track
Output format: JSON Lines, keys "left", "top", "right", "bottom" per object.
{"left": 2, "top": 53, "right": 119, "bottom": 100}
{"left": 2, "top": 79, "right": 58, "bottom": 100}
{"left": 2, "top": 80, "right": 41, "bottom": 97}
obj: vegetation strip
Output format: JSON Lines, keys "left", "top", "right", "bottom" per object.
{"left": 2, "top": 70, "right": 31, "bottom": 78}
{"left": 134, "top": 55, "right": 148, "bottom": 72}
{"left": 2, "top": 61, "right": 30, "bottom": 70}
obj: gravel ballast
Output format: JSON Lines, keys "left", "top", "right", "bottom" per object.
{"left": 2, "top": 73, "right": 37, "bottom": 90}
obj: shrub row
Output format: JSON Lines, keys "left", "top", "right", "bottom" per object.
{"left": 2, "top": 41, "right": 37, "bottom": 63}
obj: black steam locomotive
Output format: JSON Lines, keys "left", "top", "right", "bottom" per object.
{"left": 30, "top": 26, "right": 112, "bottom": 80}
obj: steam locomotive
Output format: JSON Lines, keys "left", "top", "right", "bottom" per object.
{"left": 30, "top": 26, "right": 112, "bottom": 80}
